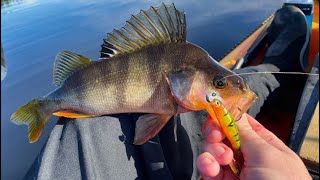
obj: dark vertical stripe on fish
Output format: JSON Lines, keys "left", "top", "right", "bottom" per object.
{"left": 146, "top": 46, "right": 161, "bottom": 87}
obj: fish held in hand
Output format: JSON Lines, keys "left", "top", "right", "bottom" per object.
{"left": 11, "top": 3, "right": 257, "bottom": 145}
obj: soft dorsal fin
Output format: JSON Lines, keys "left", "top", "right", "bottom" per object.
{"left": 100, "top": 3, "right": 186, "bottom": 60}
{"left": 53, "top": 51, "right": 93, "bottom": 86}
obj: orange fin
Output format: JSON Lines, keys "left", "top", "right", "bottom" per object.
{"left": 53, "top": 111, "right": 94, "bottom": 119}
{"left": 133, "top": 114, "right": 172, "bottom": 145}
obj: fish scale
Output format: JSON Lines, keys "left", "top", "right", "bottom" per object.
{"left": 47, "top": 44, "right": 186, "bottom": 115}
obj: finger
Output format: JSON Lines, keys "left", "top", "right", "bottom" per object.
{"left": 236, "top": 114, "right": 272, "bottom": 156}
{"left": 203, "top": 143, "right": 233, "bottom": 166}
{"left": 245, "top": 114, "right": 293, "bottom": 153}
{"left": 236, "top": 114, "right": 264, "bottom": 143}
{"left": 197, "top": 152, "right": 220, "bottom": 177}
{"left": 210, "top": 167, "right": 224, "bottom": 180}
{"left": 203, "top": 165, "right": 238, "bottom": 180}
{"left": 202, "top": 117, "right": 225, "bottom": 143}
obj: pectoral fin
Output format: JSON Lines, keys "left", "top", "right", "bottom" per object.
{"left": 165, "top": 70, "right": 207, "bottom": 111}
{"left": 164, "top": 70, "right": 196, "bottom": 104}
{"left": 134, "top": 114, "right": 172, "bottom": 145}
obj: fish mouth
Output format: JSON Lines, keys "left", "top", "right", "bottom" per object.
{"left": 228, "top": 87, "right": 257, "bottom": 121}
{"left": 205, "top": 81, "right": 257, "bottom": 121}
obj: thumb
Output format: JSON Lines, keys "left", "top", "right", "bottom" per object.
{"left": 242, "top": 113, "right": 294, "bottom": 154}
{"left": 236, "top": 114, "right": 273, "bottom": 159}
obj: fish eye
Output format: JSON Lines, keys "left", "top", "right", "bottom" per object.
{"left": 213, "top": 76, "right": 227, "bottom": 89}
{"left": 215, "top": 101, "right": 220, "bottom": 106}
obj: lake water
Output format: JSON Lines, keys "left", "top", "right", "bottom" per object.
{"left": 1, "top": 0, "right": 283, "bottom": 179}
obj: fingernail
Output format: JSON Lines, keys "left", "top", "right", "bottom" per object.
{"left": 213, "top": 146, "right": 225, "bottom": 157}
{"left": 200, "top": 157, "right": 213, "bottom": 166}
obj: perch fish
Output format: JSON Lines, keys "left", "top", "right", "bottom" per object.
{"left": 11, "top": 3, "right": 257, "bottom": 145}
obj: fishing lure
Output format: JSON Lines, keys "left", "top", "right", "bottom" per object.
{"left": 206, "top": 95, "right": 241, "bottom": 177}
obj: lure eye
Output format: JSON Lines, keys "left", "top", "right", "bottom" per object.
{"left": 213, "top": 76, "right": 227, "bottom": 89}
{"left": 206, "top": 92, "right": 218, "bottom": 103}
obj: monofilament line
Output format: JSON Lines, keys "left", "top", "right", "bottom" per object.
{"left": 222, "top": 71, "right": 319, "bottom": 80}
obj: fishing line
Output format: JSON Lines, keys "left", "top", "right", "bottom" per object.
{"left": 221, "top": 71, "right": 319, "bottom": 80}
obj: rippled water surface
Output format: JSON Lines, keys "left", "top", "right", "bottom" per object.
{"left": 1, "top": 0, "right": 283, "bottom": 179}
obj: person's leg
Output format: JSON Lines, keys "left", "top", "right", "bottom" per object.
{"left": 24, "top": 114, "right": 173, "bottom": 180}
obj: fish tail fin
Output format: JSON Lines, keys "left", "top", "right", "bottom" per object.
{"left": 11, "top": 99, "right": 53, "bottom": 143}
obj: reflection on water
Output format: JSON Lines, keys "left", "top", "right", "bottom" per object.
{"left": 1, "top": 0, "right": 284, "bottom": 179}
{"left": 1, "top": 43, "right": 7, "bottom": 81}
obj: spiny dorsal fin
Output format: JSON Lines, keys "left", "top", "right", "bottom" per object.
{"left": 100, "top": 3, "right": 186, "bottom": 60}
{"left": 53, "top": 51, "right": 93, "bottom": 86}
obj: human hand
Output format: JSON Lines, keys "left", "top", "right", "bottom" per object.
{"left": 197, "top": 113, "right": 311, "bottom": 180}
